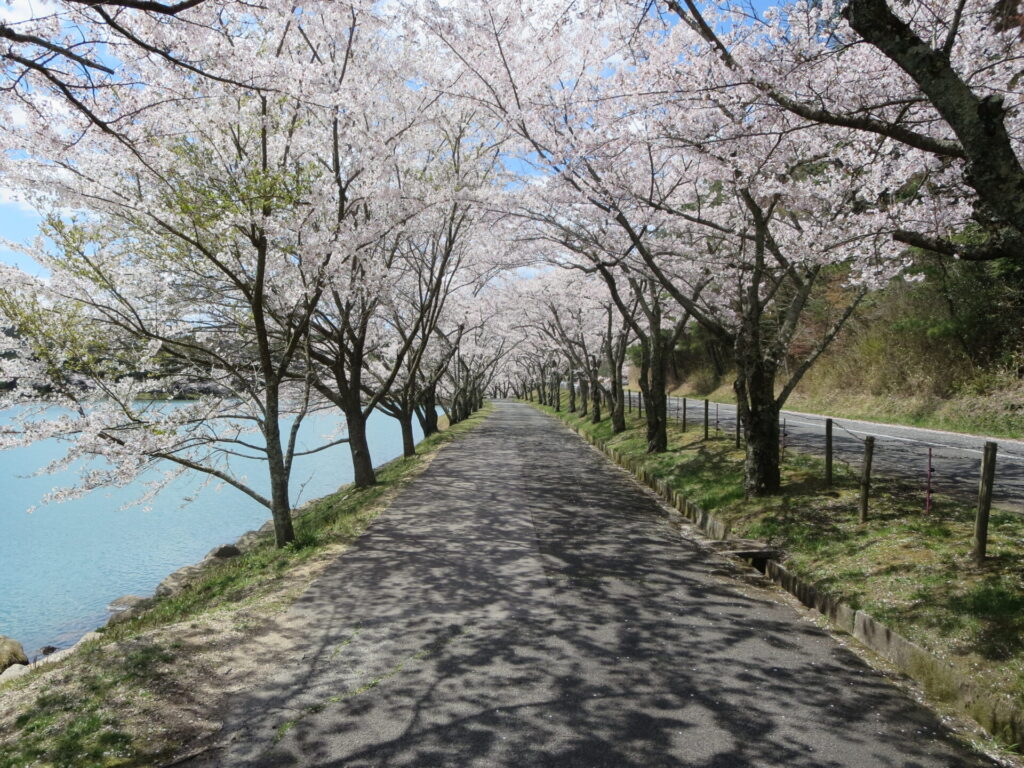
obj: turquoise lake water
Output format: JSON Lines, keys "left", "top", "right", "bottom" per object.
{"left": 0, "top": 408, "right": 419, "bottom": 658}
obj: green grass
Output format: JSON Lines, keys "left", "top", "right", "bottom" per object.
{"left": 1, "top": 640, "right": 170, "bottom": 768}
{"left": 534, "top": 395, "right": 1024, "bottom": 712}
{"left": 0, "top": 405, "right": 491, "bottom": 768}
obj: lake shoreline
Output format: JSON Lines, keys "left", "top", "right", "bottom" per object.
{"left": 1, "top": 408, "right": 424, "bottom": 660}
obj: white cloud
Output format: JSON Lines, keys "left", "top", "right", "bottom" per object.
{"left": 0, "top": 187, "right": 38, "bottom": 215}
{"left": 0, "top": 0, "right": 59, "bottom": 24}
{"left": 5, "top": 104, "right": 27, "bottom": 128}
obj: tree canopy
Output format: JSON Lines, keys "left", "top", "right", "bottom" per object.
{"left": 1, "top": 0, "right": 1020, "bottom": 535}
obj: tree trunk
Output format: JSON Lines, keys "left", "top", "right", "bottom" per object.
{"left": 579, "top": 378, "right": 589, "bottom": 417}
{"left": 346, "top": 406, "right": 377, "bottom": 488}
{"left": 420, "top": 386, "right": 439, "bottom": 437}
{"left": 264, "top": 422, "right": 295, "bottom": 547}
{"left": 590, "top": 377, "right": 601, "bottom": 423}
{"left": 399, "top": 409, "right": 416, "bottom": 458}
{"left": 736, "top": 369, "right": 781, "bottom": 496}
{"left": 610, "top": 348, "right": 627, "bottom": 434}
{"left": 611, "top": 376, "right": 626, "bottom": 433}
{"left": 568, "top": 370, "right": 576, "bottom": 413}
{"left": 645, "top": 340, "right": 669, "bottom": 453}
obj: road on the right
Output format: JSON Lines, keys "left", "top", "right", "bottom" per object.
{"left": 644, "top": 393, "right": 1024, "bottom": 513}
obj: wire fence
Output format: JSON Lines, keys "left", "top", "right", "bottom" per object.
{"left": 624, "top": 390, "right": 1024, "bottom": 529}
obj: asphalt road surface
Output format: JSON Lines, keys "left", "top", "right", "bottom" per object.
{"left": 188, "top": 401, "right": 996, "bottom": 767}
{"left": 631, "top": 392, "right": 1024, "bottom": 513}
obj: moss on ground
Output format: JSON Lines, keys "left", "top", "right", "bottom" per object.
{"left": 536, "top": 397, "right": 1024, "bottom": 715}
{"left": 0, "top": 405, "right": 490, "bottom": 768}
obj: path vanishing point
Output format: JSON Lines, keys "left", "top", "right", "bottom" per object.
{"left": 186, "top": 401, "right": 996, "bottom": 768}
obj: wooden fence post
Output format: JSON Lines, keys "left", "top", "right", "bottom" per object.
{"left": 859, "top": 436, "right": 875, "bottom": 523}
{"left": 926, "top": 446, "right": 933, "bottom": 514}
{"left": 825, "top": 418, "right": 833, "bottom": 487}
{"left": 682, "top": 398, "right": 687, "bottom": 432}
{"left": 703, "top": 399, "right": 709, "bottom": 439}
{"left": 973, "top": 441, "right": 997, "bottom": 564}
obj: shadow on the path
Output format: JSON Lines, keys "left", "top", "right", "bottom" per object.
{"left": 185, "top": 402, "right": 993, "bottom": 768}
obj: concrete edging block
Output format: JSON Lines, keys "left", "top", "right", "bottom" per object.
{"left": 853, "top": 610, "right": 966, "bottom": 705}
{"left": 766, "top": 562, "right": 1023, "bottom": 749}
{"left": 766, "top": 561, "right": 856, "bottom": 635}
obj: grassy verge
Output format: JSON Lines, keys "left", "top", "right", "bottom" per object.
{"left": 534, "top": 397, "right": 1024, "bottom": 732}
{"left": 653, "top": 381, "right": 1024, "bottom": 440}
{"left": 0, "top": 405, "right": 490, "bottom": 768}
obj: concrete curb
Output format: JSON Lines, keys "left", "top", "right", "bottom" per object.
{"left": 549, "top": 407, "right": 1024, "bottom": 752}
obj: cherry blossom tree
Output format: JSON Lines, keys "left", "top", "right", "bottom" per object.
{"left": 641, "top": 0, "right": 1024, "bottom": 263}
{"left": 513, "top": 268, "right": 634, "bottom": 429}
{"left": 371, "top": 122, "right": 503, "bottom": 457}
{"left": 417, "top": 0, "right": 905, "bottom": 493}
{"left": 0, "top": 0, "right": 454, "bottom": 541}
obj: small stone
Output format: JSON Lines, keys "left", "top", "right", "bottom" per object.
{"left": 207, "top": 544, "right": 242, "bottom": 559}
{"left": 108, "top": 595, "right": 155, "bottom": 622}
{"left": 109, "top": 594, "right": 149, "bottom": 612}
{"left": 0, "top": 636, "right": 29, "bottom": 672}
{"left": 154, "top": 565, "right": 203, "bottom": 597}
{"left": 40, "top": 645, "right": 58, "bottom": 656}
{"left": 0, "top": 663, "right": 29, "bottom": 681}
{"left": 35, "top": 648, "right": 74, "bottom": 667}
{"left": 107, "top": 595, "right": 156, "bottom": 625}
{"left": 235, "top": 531, "right": 264, "bottom": 553}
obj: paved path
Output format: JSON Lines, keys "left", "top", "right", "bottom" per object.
{"left": 190, "top": 402, "right": 995, "bottom": 767}
{"left": 638, "top": 392, "right": 1024, "bottom": 513}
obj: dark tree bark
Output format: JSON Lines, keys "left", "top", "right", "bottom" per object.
{"left": 734, "top": 352, "right": 781, "bottom": 495}
{"left": 844, "top": 0, "right": 1024, "bottom": 262}
{"left": 644, "top": 338, "right": 669, "bottom": 452}
{"left": 263, "top": 388, "right": 295, "bottom": 547}
{"left": 343, "top": 401, "right": 377, "bottom": 487}
{"left": 593, "top": 267, "right": 681, "bottom": 453}
{"left": 416, "top": 383, "right": 440, "bottom": 437}
{"left": 398, "top": 409, "right": 416, "bottom": 458}
{"left": 608, "top": 329, "right": 629, "bottom": 435}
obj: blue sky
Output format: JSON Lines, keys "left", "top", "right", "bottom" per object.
{"left": 0, "top": 196, "right": 43, "bottom": 274}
